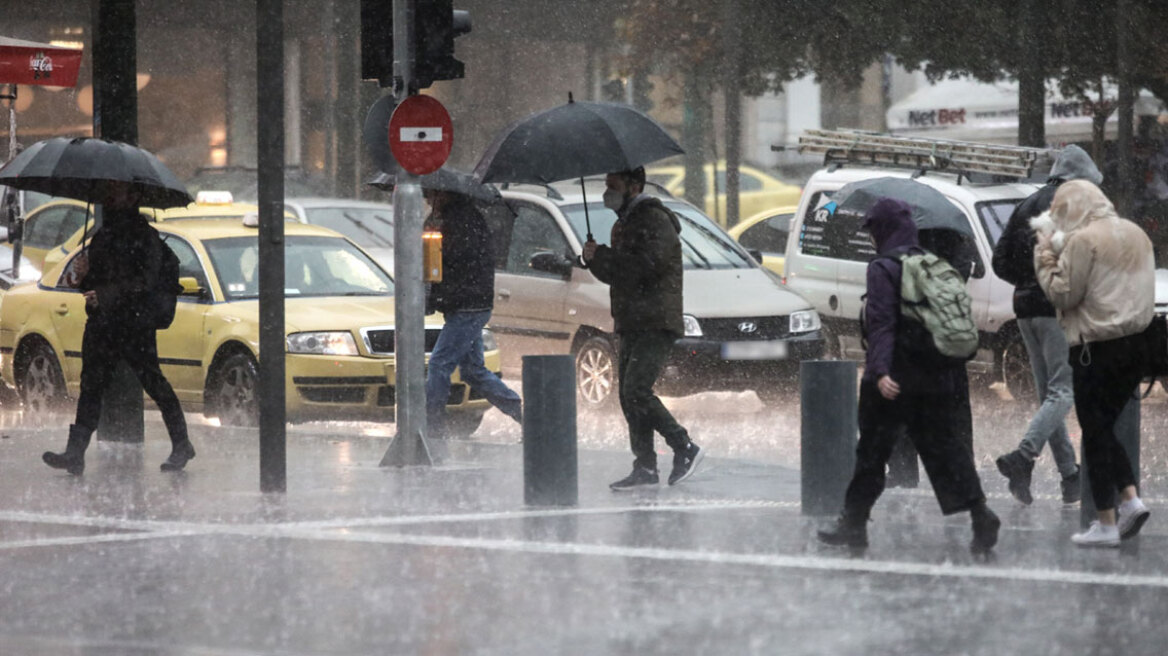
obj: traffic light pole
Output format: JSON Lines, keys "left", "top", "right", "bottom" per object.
{"left": 380, "top": 0, "right": 433, "bottom": 467}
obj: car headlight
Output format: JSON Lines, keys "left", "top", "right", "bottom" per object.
{"left": 286, "top": 331, "right": 360, "bottom": 355}
{"left": 482, "top": 328, "right": 498, "bottom": 352}
{"left": 789, "top": 310, "right": 821, "bottom": 334}
{"left": 683, "top": 314, "right": 703, "bottom": 337}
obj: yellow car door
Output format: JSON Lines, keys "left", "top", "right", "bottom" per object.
{"left": 43, "top": 254, "right": 89, "bottom": 388}
{"left": 154, "top": 235, "right": 210, "bottom": 402}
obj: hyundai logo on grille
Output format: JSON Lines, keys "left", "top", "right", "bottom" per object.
{"left": 738, "top": 321, "right": 758, "bottom": 334}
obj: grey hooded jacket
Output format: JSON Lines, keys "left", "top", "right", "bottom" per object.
{"left": 991, "top": 145, "right": 1104, "bottom": 318}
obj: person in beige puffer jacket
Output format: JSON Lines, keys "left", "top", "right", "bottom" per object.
{"left": 1033, "top": 179, "right": 1154, "bottom": 547}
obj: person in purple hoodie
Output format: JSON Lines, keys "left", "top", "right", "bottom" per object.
{"left": 817, "top": 198, "right": 1000, "bottom": 554}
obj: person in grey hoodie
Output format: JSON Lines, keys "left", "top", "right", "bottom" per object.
{"left": 990, "top": 145, "right": 1101, "bottom": 505}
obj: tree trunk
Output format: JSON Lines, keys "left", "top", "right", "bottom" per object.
{"left": 1116, "top": 0, "right": 1135, "bottom": 217}
{"left": 682, "top": 64, "right": 708, "bottom": 211}
{"left": 1017, "top": 0, "right": 1045, "bottom": 147}
{"left": 722, "top": 0, "right": 743, "bottom": 228}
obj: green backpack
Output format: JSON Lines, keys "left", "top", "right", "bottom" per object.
{"left": 897, "top": 250, "right": 979, "bottom": 365}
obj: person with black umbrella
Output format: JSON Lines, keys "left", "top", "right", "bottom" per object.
{"left": 422, "top": 188, "right": 522, "bottom": 438}
{"left": 581, "top": 167, "right": 704, "bottom": 490}
{"left": 42, "top": 182, "right": 194, "bottom": 474}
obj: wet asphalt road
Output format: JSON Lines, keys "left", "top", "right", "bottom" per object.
{"left": 0, "top": 383, "right": 1167, "bottom": 655}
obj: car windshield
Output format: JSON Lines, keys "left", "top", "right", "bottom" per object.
{"left": 561, "top": 201, "right": 756, "bottom": 270}
{"left": 977, "top": 200, "right": 1024, "bottom": 247}
{"left": 204, "top": 234, "right": 394, "bottom": 299}
{"left": 301, "top": 207, "right": 394, "bottom": 248}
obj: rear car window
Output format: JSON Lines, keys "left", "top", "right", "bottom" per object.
{"left": 976, "top": 200, "right": 1024, "bottom": 247}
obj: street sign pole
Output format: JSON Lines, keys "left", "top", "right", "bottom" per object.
{"left": 381, "top": 0, "right": 433, "bottom": 467}
{"left": 257, "top": 0, "right": 287, "bottom": 492}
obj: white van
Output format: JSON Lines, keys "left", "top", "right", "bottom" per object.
{"left": 783, "top": 133, "right": 1049, "bottom": 397}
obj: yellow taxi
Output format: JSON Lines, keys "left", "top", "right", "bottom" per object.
{"left": 727, "top": 205, "right": 798, "bottom": 276}
{"left": 6, "top": 191, "right": 296, "bottom": 272}
{"left": 644, "top": 162, "right": 802, "bottom": 227}
{"left": 0, "top": 217, "right": 500, "bottom": 435}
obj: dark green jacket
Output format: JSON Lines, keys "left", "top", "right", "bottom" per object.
{"left": 589, "top": 196, "right": 684, "bottom": 336}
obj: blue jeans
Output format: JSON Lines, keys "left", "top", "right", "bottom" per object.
{"left": 425, "top": 310, "right": 521, "bottom": 433}
{"left": 1017, "top": 316, "right": 1078, "bottom": 477}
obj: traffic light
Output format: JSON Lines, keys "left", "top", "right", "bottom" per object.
{"left": 360, "top": 0, "right": 472, "bottom": 90}
{"left": 414, "top": 0, "right": 471, "bottom": 89}
{"left": 360, "top": 0, "right": 394, "bottom": 87}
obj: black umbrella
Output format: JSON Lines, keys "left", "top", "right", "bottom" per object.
{"left": 829, "top": 176, "right": 972, "bottom": 237}
{"left": 474, "top": 94, "right": 683, "bottom": 238}
{"left": 0, "top": 137, "right": 193, "bottom": 209}
{"left": 366, "top": 166, "right": 502, "bottom": 203}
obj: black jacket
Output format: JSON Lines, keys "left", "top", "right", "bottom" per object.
{"left": 992, "top": 184, "right": 1059, "bottom": 318}
{"left": 589, "top": 195, "right": 684, "bottom": 336}
{"left": 429, "top": 196, "right": 494, "bottom": 314}
{"left": 991, "top": 144, "right": 1104, "bottom": 319}
{"left": 80, "top": 207, "right": 163, "bottom": 330}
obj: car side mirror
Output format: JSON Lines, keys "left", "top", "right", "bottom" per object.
{"left": 529, "top": 251, "right": 573, "bottom": 278}
{"left": 178, "top": 276, "right": 207, "bottom": 298}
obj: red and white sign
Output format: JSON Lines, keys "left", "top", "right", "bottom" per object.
{"left": 0, "top": 36, "right": 83, "bottom": 87}
{"left": 389, "top": 95, "right": 453, "bottom": 175}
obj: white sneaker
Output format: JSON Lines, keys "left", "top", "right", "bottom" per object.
{"left": 1071, "top": 521, "right": 1120, "bottom": 548}
{"left": 1118, "top": 498, "right": 1151, "bottom": 540}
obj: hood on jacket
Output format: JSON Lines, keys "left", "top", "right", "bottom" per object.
{"left": 633, "top": 195, "right": 682, "bottom": 234}
{"left": 1049, "top": 179, "right": 1117, "bottom": 236}
{"left": 862, "top": 197, "right": 918, "bottom": 254}
{"left": 1049, "top": 144, "right": 1104, "bottom": 186}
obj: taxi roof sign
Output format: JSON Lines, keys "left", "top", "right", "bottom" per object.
{"left": 195, "top": 190, "right": 234, "bottom": 205}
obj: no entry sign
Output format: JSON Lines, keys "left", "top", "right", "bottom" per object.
{"left": 389, "top": 95, "right": 453, "bottom": 175}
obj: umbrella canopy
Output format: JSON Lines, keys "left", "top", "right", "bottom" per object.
{"left": 830, "top": 176, "right": 972, "bottom": 237}
{"left": 0, "top": 137, "right": 192, "bottom": 209}
{"left": 366, "top": 167, "right": 501, "bottom": 202}
{"left": 473, "top": 98, "right": 684, "bottom": 184}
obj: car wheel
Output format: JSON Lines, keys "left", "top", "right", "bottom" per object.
{"left": 18, "top": 342, "right": 68, "bottom": 415}
{"left": 208, "top": 352, "right": 259, "bottom": 427}
{"left": 1002, "top": 337, "right": 1035, "bottom": 404}
{"left": 575, "top": 336, "right": 618, "bottom": 411}
{"left": 755, "top": 386, "right": 790, "bottom": 408}
{"left": 444, "top": 411, "right": 486, "bottom": 439}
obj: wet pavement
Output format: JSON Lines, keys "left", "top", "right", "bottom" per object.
{"left": 0, "top": 397, "right": 1167, "bottom": 655}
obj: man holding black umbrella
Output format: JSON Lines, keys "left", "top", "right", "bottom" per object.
{"left": 42, "top": 183, "right": 194, "bottom": 475}
{"left": 582, "top": 167, "right": 704, "bottom": 490}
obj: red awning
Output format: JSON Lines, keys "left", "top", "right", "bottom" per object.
{"left": 0, "top": 36, "right": 82, "bottom": 88}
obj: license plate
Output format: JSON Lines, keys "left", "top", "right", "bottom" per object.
{"left": 721, "top": 340, "right": 789, "bottom": 361}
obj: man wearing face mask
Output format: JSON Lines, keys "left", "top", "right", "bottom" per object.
{"left": 582, "top": 167, "right": 704, "bottom": 490}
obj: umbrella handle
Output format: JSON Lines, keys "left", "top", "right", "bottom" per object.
{"left": 579, "top": 177, "right": 593, "bottom": 241}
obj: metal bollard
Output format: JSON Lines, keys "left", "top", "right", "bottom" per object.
{"left": 801, "top": 360, "right": 859, "bottom": 516}
{"left": 1081, "top": 392, "right": 1140, "bottom": 527}
{"left": 522, "top": 355, "right": 577, "bottom": 507}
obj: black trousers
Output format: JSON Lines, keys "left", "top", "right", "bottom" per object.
{"left": 1070, "top": 333, "right": 1143, "bottom": 511}
{"left": 888, "top": 369, "right": 975, "bottom": 484}
{"left": 74, "top": 320, "right": 188, "bottom": 444}
{"left": 844, "top": 378, "right": 985, "bottom": 518}
{"left": 618, "top": 330, "right": 689, "bottom": 471}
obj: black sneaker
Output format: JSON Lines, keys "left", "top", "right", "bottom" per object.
{"left": 1061, "top": 467, "right": 1081, "bottom": 504}
{"left": 970, "top": 505, "right": 1001, "bottom": 554}
{"left": 995, "top": 450, "right": 1034, "bottom": 505}
{"left": 668, "top": 442, "right": 704, "bottom": 486}
{"left": 160, "top": 440, "right": 196, "bottom": 472}
{"left": 610, "top": 466, "right": 659, "bottom": 491}
{"left": 817, "top": 514, "right": 869, "bottom": 548}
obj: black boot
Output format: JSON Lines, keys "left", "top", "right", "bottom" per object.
{"left": 43, "top": 424, "right": 92, "bottom": 475}
{"left": 161, "top": 420, "right": 196, "bottom": 472}
{"left": 970, "top": 502, "right": 1001, "bottom": 554}
{"left": 995, "top": 449, "right": 1034, "bottom": 505}
{"left": 817, "top": 511, "right": 869, "bottom": 548}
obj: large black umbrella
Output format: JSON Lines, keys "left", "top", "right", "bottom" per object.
{"left": 829, "top": 176, "right": 972, "bottom": 237}
{"left": 0, "top": 136, "right": 193, "bottom": 209}
{"left": 474, "top": 95, "right": 683, "bottom": 238}
{"left": 366, "top": 166, "right": 502, "bottom": 203}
